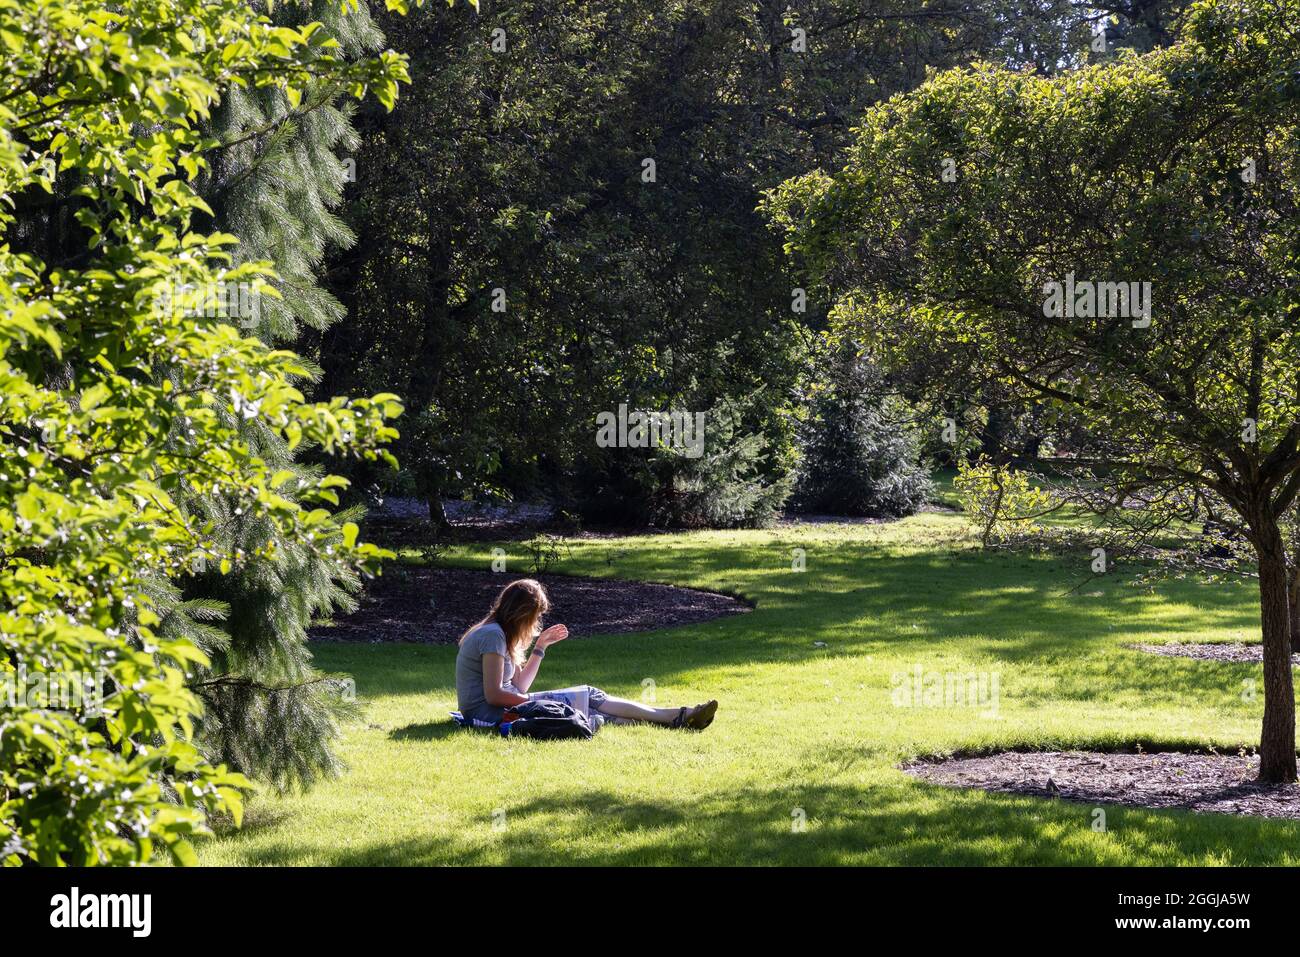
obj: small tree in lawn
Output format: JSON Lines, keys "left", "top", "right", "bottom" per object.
{"left": 767, "top": 0, "right": 1300, "bottom": 781}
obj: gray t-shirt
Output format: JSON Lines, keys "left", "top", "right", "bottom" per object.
{"left": 456, "top": 622, "right": 517, "bottom": 722}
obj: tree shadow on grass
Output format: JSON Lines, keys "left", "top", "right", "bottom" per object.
{"left": 211, "top": 805, "right": 296, "bottom": 839}
{"left": 389, "top": 720, "right": 466, "bottom": 742}
{"left": 232, "top": 775, "right": 1300, "bottom": 867}
{"left": 312, "top": 540, "right": 1259, "bottom": 716}
{"left": 525, "top": 539, "right": 1253, "bottom": 663}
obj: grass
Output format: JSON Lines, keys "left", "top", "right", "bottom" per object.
{"left": 197, "top": 510, "right": 1300, "bottom": 866}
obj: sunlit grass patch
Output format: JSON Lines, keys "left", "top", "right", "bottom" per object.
{"left": 200, "top": 511, "right": 1295, "bottom": 866}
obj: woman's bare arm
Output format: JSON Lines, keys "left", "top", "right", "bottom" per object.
{"left": 511, "top": 649, "right": 543, "bottom": 693}
{"left": 481, "top": 653, "right": 530, "bottom": 708}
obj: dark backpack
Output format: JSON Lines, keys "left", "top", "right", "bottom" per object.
{"left": 505, "top": 699, "right": 594, "bottom": 740}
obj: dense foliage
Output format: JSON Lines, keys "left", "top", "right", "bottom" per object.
{"left": 0, "top": 0, "right": 412, "bottom": 864}
{"left": 318, "top": 0, "right": 1114, "bottom": 524}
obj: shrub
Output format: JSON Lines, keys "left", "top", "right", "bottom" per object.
{"left": 793, "top": 350, "right": 932, "bottom": 518}
{"left": 953, "top": 458, "right": 1055, "bottom": 546}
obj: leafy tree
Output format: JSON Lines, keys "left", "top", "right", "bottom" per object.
{"left": 768, "top": 0, "right": 1300, "bottom": 780}
{"left": 1088, "top": 0, "right": 1192, "bottom": 51}
{"left": 0, "top": 0, "right": 412, "bottom": 864}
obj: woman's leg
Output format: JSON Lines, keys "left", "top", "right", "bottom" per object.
{"left": 594, "top": 695, "right": 684, "bottom": 726}
{"left": 586, "top": 687, "right": 719, "bottom": 730}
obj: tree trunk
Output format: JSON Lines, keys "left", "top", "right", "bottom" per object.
{"left": 1290, "top": 564, "right": 1300, "bottom": 654}
{"left": 1253, "top": 513, "right": 1297, "bottom": 782}
{"left": 979, "top": 407, "right": 1009, "bottom": 460}
{"left": 427, "top": 493, "right": 449, "bottom": 530}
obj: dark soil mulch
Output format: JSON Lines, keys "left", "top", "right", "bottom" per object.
{"left": 1130, "top": 642, "right": 1300, "bottom": 664}
{"left": 904, "top": 750, "right": 1300, "bottom": 820}
{"left": 311, "top": 565, "right": 749, "bottom": 644}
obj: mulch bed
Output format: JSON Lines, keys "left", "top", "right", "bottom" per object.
{"left": 1130, "top": 642, "right": 1300, "bottom": 664}
{"left": 904, "top": 750, "right": 1300, "bottom": 820}
{"left": 311, "top": 565, "right": 749, "bottom": 644}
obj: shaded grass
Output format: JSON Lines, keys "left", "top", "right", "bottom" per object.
{"left": 199, "top": 512, "right": 1296, "bottom": 866}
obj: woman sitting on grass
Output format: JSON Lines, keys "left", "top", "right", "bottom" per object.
{"left": 456, "top": 578, "right": 718, "bottom": 731}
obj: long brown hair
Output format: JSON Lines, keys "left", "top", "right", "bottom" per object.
{"left": 459, "top": 578, "right": 549, "bottom": 667}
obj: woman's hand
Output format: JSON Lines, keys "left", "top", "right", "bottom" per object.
{"left": 512, "top": 626, "right": 567, "bottom": 694}
{"left": 536, "top": 624, "right": 569, "bottom": 649}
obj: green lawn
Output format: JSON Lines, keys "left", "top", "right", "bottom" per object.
{"left": 198, "top": 511, "right": 1299, "bottom": 866}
